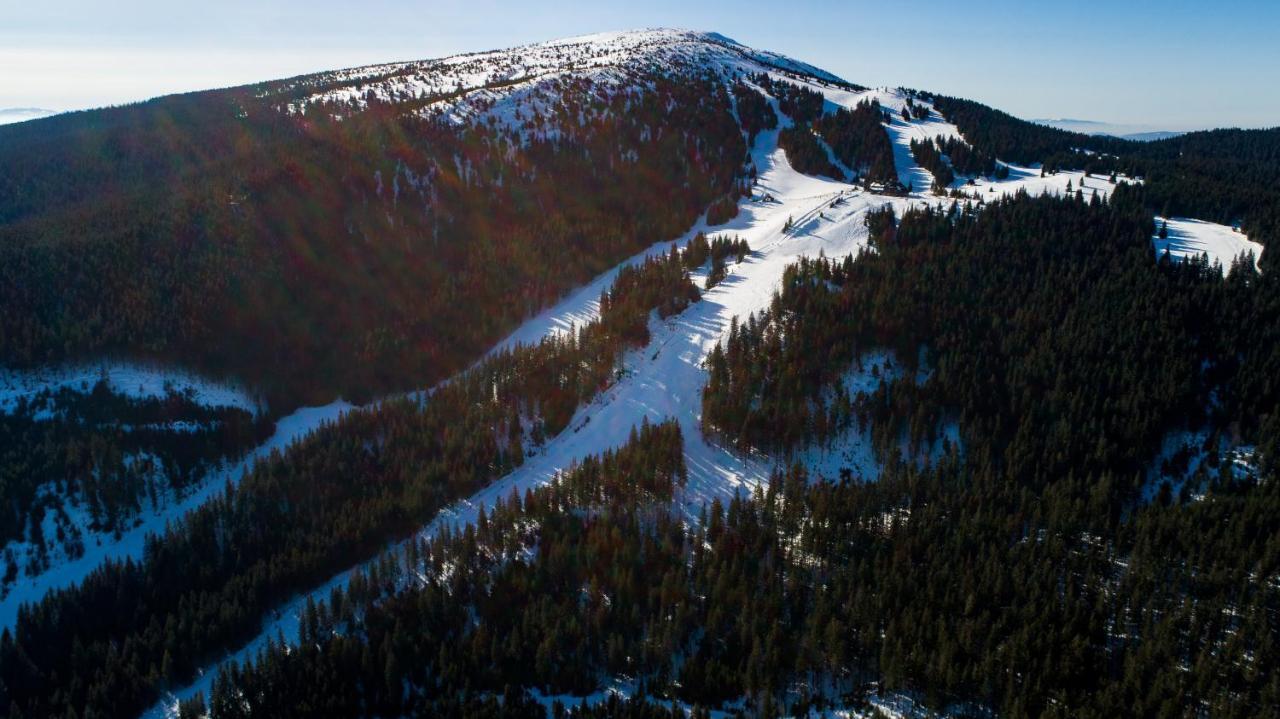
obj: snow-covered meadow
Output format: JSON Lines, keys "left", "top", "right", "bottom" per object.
{"left": 1153, "top": 216, "right": 1263, "bottom": 274}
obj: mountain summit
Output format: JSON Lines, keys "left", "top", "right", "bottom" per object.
{"left": 267, "top": 28, "right": 851, "bottom": 120}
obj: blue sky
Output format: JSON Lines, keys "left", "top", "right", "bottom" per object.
{"left": 3, "top": 0, "right": 1276, "bottom": 130}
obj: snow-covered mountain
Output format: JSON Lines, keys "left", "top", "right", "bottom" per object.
{"left": 3, "top": 28, "right": 1273, "bottom": 719}
{"left": 129, "top": 33, "right": 1155, "bottom": 716}
{"left": 273, "top": 28, "right": 848, "bottom": 116}
{"left": 1, "top": 27, "right": 876, "bottom": 632}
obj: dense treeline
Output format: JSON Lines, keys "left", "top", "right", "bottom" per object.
{"left": 753, "top": 74, "right": 825, "bottom": 125}
{"left": 693, "top": 191, "right": 1280, "bottom": 714}
{"left": 201, "top": 420, "right": 698, "bottom": 717}
{"left": 925, "top": 92, "right": 1280, "bottom": 245}
{"left": 926, "top": 93, "right": 1128, "bottom": 170}
{"left": 777, "top": 126, "right": 843, "bottom": 179}
{"left": 0, "top": 68, "right": 748, "bottom": 408}
{"left": 935, "top": 135, "right": 1000, "bottom": 178}
{"left": 0, "top": 382, "right": 270, "bottom": 558}
{"left": 703, "top": 191, "right": 1278, "bottom": 488}
{"left": 190, "top": 404, "right": 1277, "bottom": 718}
{"left": 1126, "top": 128, "right": 1280, "bottom": 244}
{"left": 600, "top": 251, "right": 701, "bottom": 346}
{"left": 0, "top": 244, "right": 704, "bottom": 719}
{"left": 814, "top": 100, "right": 897, "bottom": 185}
{"left": 731, "top": 82, "right": 777, "bottom": 143}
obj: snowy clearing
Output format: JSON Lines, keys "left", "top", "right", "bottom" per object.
{"left": 1153, "top": 216, "right": 1263, "bottom": 275}
{"left": 0, "top": 360, "right": 260, "bottom": 416}
{"left": 956, "top": 163, "right": 1126, "bottom": 200}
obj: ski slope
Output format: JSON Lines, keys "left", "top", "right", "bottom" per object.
{"left": 146, "top": 82, "right": 886, "bottom": 719}
{"left": 145, "top": 67, "right": 1110, "bottom": 717}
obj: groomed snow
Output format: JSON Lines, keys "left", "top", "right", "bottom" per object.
{"left": 1153, "top": 216, "right": 1263, "bottom": 275}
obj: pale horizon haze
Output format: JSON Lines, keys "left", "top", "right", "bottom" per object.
{"left": 3, "top": 0, "right": 1277, "bottom": 132}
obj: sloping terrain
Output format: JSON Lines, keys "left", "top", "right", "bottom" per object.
{"left": 1, "top": 28, "right": 1278, "bottom": 719}
{"left": 1153, "top": 216, "right": 1264, "bottom": 273}
{"left": 143, "top": 65, "right": 1137, "bottom": 719}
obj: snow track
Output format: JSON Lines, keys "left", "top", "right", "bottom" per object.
{"left": 146, "top": 87, "right": 892, "bottom": 719}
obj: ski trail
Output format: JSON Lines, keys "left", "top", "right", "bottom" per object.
{"left": 142, "top": 89, "right": 871, "bottom": 719}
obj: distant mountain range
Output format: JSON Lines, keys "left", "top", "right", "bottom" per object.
{"left": 0, "top": 107, "right": 58, "bottom": 125}
{"left": 1032, "top": 117, "right": 1183, "bottom": 141}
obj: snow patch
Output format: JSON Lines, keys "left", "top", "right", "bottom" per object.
{"left": 1153, "top": 216, "right": 1263, "bottom": 275}
{"left": 0, "top": 361, "right": 260, "bottom": 417}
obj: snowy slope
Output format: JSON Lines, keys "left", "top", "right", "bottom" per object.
{"left": 146, "top": 62, "right": 1122, "bottom": 717}
{"left": 0, "top": 396, "right": 353, "bottom": 630}
{"left": 277, "top": 28, "right": 852, "bottom": 121}
{"left": 752, "top": 73, "right": 1136, "bottom": 199}
{"left": 855, "top": 88, "right": 964, "bottom": 191}
{"left": 1153, "top": 216, "right": 1263, "bottom": 274}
